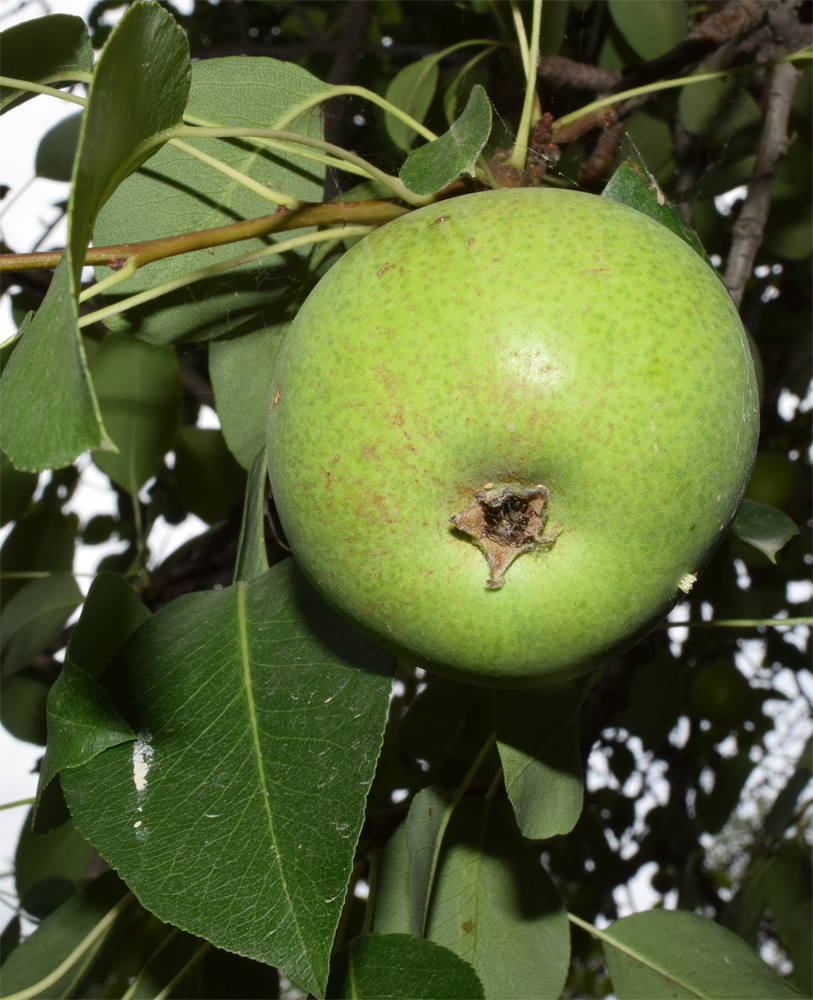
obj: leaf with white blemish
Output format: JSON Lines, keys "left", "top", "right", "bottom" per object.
{"left": 59, "top": 560, "right": 394, "bottom": 998}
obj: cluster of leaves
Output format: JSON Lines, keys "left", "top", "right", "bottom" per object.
{"left": 0, "top": 2, "right": 810, "bottom": 999}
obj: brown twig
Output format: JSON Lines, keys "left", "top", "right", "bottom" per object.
{"left": 0, "top": 199, "right": 409, "bottom": 273}
{"left": 724, "top": 59, "right": 801, "bottom": 310}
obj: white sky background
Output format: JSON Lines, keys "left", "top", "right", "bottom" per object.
{"left": 0, "top": 0, "right": 811, "bottom": 947}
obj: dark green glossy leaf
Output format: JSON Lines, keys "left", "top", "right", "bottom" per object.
{"left": 234, "top": 449, "right": 270, "bottom": 583}
{"left": 385, "top": 56, "right": 440, "bottom": 151}
{"left": 375, "top": 800, "right": 570, "bottom": 999}
{"left": 406, "top": 786, "right": 451, "bottom": 937}
{"left": 93, "top": 57, "right": 327, "bottom": 346}
{"left": 607, "top": 0, "right": 688, "bottom": 60}
{"left": 0, "top": 870, "right": 131, "bottom": 998}
{"left": 601, "top": 908, "right": 806, "bottom": 999}
{"left": 328, "top": 933, "right": 485, "bottom": 999}
{"left": 604, "top": 159, "right": 708, "bottom": 261}
{"left": 401, "top": 84, "right": 492, "bottom": 195}
{"left": 60, "top": 561, "right": 393, "bottom": 996}
{"left": 0, "top": 14, "right": 92, "bottom": 113}
{"left": 90, "top": 333, "right": 182, "bottom": 492}
{"left": 730, "top": 499, "right": 799, "bottom": 563}
{"left": 397, "top": 676, "right": 484, "bottom": 763}
{"left": 1, "top": 571, "right": 82, "bottom": 676}
{"left": 495, "top": 683, "right": 584, "bottom": 840}
{"left": 209, "top": 322, "right": 287, "bottom": 470}
{"left": 0, "top": 2, "right": 191, "bottom": 471}
{"left": 35, "top": 112, "right": 83, "bottom": 181}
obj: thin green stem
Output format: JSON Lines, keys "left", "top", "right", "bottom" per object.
{"left": 171, "top": 125, "right": 433, "bottom": 206}
{"left": 78, "top": 258, "right": 137, "bottom": 303}
{"left": 509, "top": 1, "right": 531, "bottom": 76}
{"left": 419, "top": 732, "right": 497, "bottom": 937}
{"left": 508, "top": 0, "right": 543, "bottom": 171}
{"left": 4, "top": 893, "right": 135, "bottom": 1000}
{"left": 0, "top": 76, "right": 87, "bottom": 107}
{"left": 663, "top": 616, "right": 813, "bottom": 629}
{"left": 552, "top": 46, "right": 813, "bottom": 139}
{"left": 268, "top": 84, "right": 438, "bottom": 141}
{"left": 0, "top": 798, "right": 35, "bottom": 811}
{"left": 77, "top": 226, "right": 373, "bottom": 328}
{"left": 167, "top": 138, "right": 300, "bottom": 208}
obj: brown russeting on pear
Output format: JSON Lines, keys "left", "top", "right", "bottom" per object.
{"left": 450, "top": 484, "right": 559, "bottom": 589}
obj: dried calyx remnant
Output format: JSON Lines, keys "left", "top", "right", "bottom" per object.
{"left": 450, "top": 484, "right": 559, "bottom": 589}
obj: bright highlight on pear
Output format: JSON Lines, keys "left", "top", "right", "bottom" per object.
{"left": 267, "top": 188, "right": 759, "bottom": 687}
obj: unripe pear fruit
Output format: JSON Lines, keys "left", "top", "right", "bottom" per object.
{"left": 267, "top": 188, "right": 759, "bottom": 687}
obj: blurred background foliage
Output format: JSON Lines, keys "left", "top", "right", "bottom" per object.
{"left": 1, "top": 1, "right": 811, "bottom": 997}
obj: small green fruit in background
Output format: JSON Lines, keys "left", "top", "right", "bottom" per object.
{"left": 267, "top": 189, "right": 759, "bottom": 687}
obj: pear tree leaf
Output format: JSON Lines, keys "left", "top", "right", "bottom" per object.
{"left": 0, "top": 507, "right": 78, "bottom": 609}
{"left": 0, "top": 14, "right": 92, "bottom": 113}
{"left": 15, "top": 809, "right": 95, "bottom": 899}
{"left": 234, "top": 449, "right": 270, "bottom": 584}
{"left": 89, "top": 332, "right": 183, "bottom": 493}
{"left": 600, "top": 908, "right": 807, "bottom": 999}
{"left": 0, "top": 572, "right": 83, "bottom": 676}
{"left": 603, "top": 160, "right": 709, "bottom": 262}
{"left": 66, "top": 570, "right": 151, "bottom": 681}
{"left": 375, "top": 800, "right": 570, "bottom": 1000}
{"left": 678, "top": 65, "right": 762, "bottom": 142}
{"left": 385, "top": 56, "right": 440, "bottom": 151}
{"left": 0, "top": 2, "right": 191, "bottom": 471}
{"left": 93, "top": 57, "right": 328, "bottom": 346}
{"left": 173, "top": 426, "right": 246, "bottom": 524}
{"left": 328, "top": 934, "right": 485, "bottom": 1000}
{"left": 730, "top": 499, "right": 799, "bottom": 563}
{"left": 397, "top": 676, "right": 485, "bottom": 763}
{"left": 209, "top": 322, "right": 288, "bottom": 470}
{"left": 0, "top": 870, "right": 131, "bottom": 999}
{"left": 35, "top": 112, "right": 83, "bottom": 181}
{"left": 59, "top": 560, "right": 394, "bottom": 997}
{"left": 406, "top": 787, "right": 451, "bottom": 938}
{"left": 400, "top": 84, "right": 492, "bottom": 196}
{"left": 607, "top": 0, "right": 688, "bottom": 61}
{"left": 495, "top": 682, "right": 584, "bottom": 840}
{"left": 0, "top": 452, "right": 38, "bottom": 525}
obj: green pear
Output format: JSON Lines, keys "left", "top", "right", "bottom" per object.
{"left": 267, "top": 188, "right": 758, "bottom": 687}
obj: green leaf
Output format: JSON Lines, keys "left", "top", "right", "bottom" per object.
{"left": 89, "top": 333, "right": 182, "bottom": 493}
{"left": 397, "top": 676, "right": 484, "bottom": 763}
{"left": 35, "top": 111, "right": 83, "bottom": 181}
{"left": 730, "top": 499, "right": 799, "bottom": 563}
{"left": 93, "top": 56, "right": 327, "bottom": 346}
{"left": 607, "top": 0, "right": 688, "bottom": 61}
{"left": 600, "top": 908, "right": 807, "bottom": 999}
{"left": 328, "top": 934, "right": 485, "bottom": 999}
{"left": 375, "top": 800, "right": 570, "bottom": 999}
{"left": 385, "top": 56, "right": 440, "bottom": 151}
{"left": 406, "top": 787, "right": 451, "bottom": 937}
{"left": 38, "top": 660, "right": 136, "bottom": 797}
{"left": 0, "top": 870, "right": 131, "bottom": 999}
{"left": 60, "top": 561, "right": 394, "bottom": 997}
{"left": 66, "top": 570, "right": 151, "bottom": 680}
{"left": 0, "top": 672, "right": 50, "bottom": 744}
{"left": 173, "top": 426, "right": 246, "bottom": 524}
{"left": 0, "top": 571, "right": 83, "bottom": 675}
{"left": 0, "top": 451, "right": 38, "bottom": 526}
{"left": 0, "top": 2, "right": 191, "bottom": 471}
{"left": 209, "top": 323, "right": 287, "bottom": 470}
{"left": 603, "top": 159, "right": 709, "bottom": 262}
{"left": 400, "top": 84, "right": 492, "bottom": 196}
{"left": 0, "top": 13, "right": 92, "bottom": 113}
{"left": 495, "top": 683, "right": 584, "bottom": 840}
{"left": 235, "top": 450, "right": 270, "bottom": 583}
{"left": 0, "top": 258, "right": 107, "bottom": 471}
